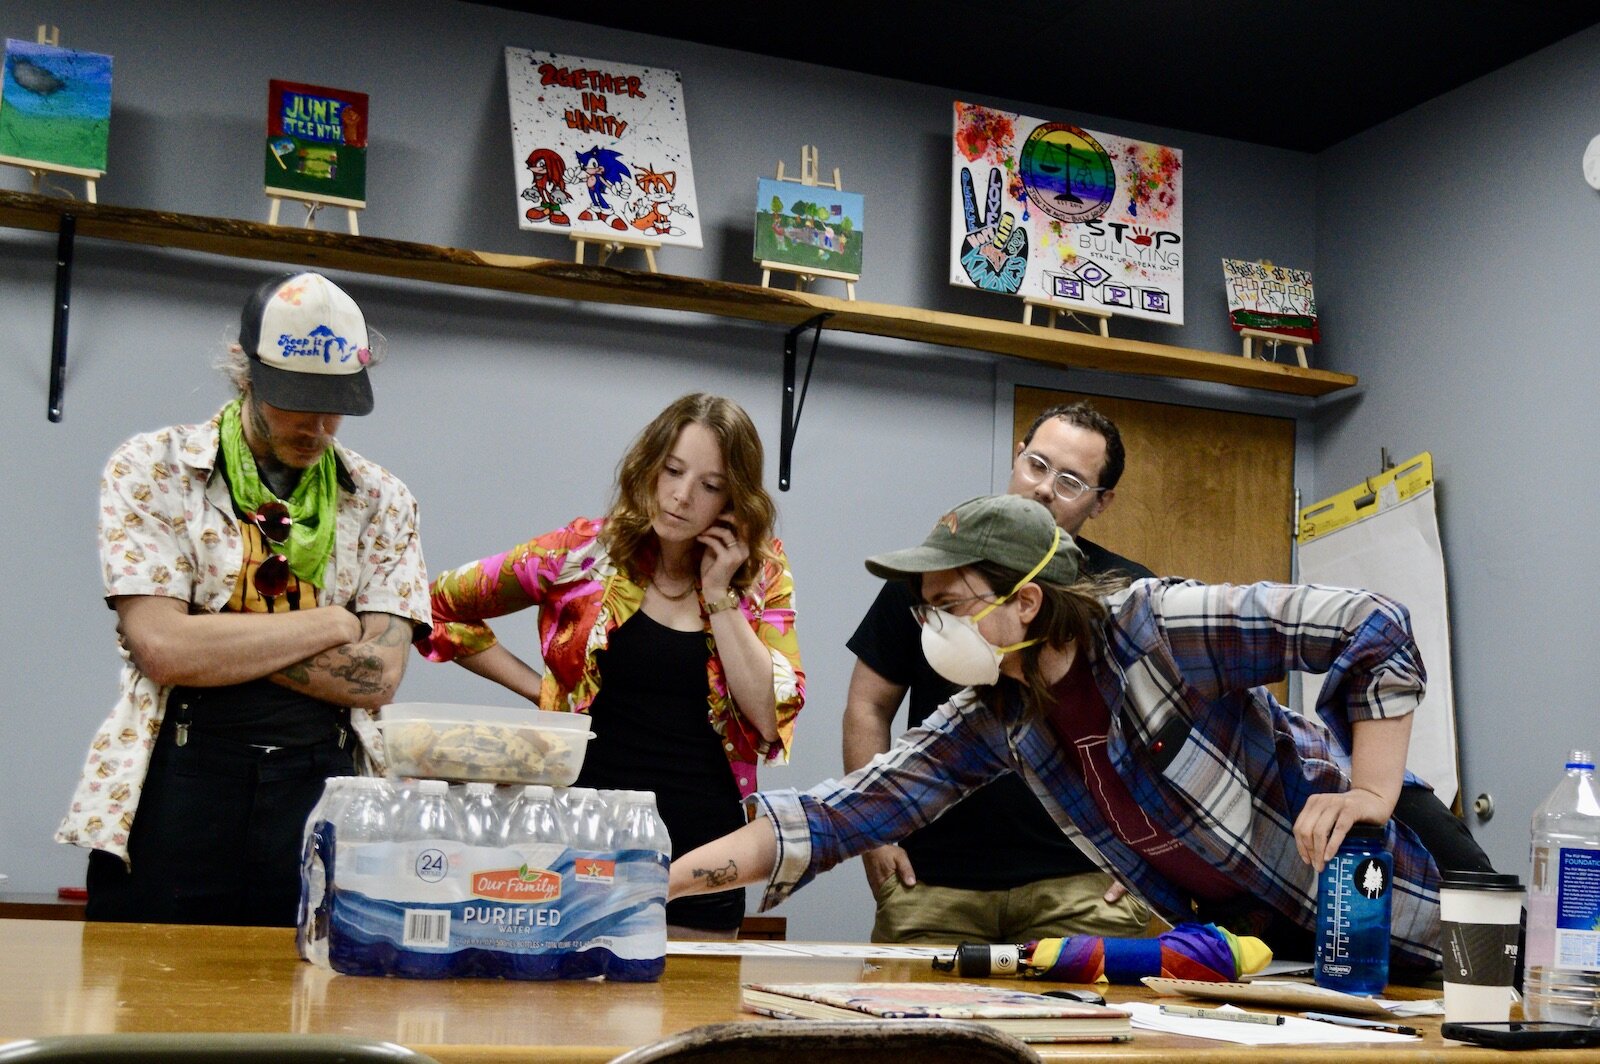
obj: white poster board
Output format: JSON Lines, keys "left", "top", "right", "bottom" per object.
{"left": 1299, "top": 486, "right": 1458, "bottom": 806}
{"left": 504, "top": 48, "right": 702, "bottom": 247}
{"left": 949, "top": 100, "right": 1183, "bottom": 323}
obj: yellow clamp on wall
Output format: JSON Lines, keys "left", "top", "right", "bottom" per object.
{"left": 1297, "top": 452, "right": 1433, "bottom": 545}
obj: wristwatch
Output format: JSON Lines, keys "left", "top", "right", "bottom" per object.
{"left": 704, "top": 587, "right": 741, "bottom": 614}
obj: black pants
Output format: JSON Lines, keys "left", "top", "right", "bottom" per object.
{"left": 1198, "top": 784, "right": 1496, "bottom": 972}
{"left": 86, "top": 716, "right": 354, "bottom": 927}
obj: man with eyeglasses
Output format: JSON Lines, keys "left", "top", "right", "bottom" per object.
{"left": 843, "top": 402, "right": 1155, "bottom": 944}
{"left": 57, "top": 272, "right": 431, "bottom": 926}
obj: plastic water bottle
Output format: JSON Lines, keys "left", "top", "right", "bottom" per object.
{"left": 326, "top": 778, "right": 396, "bottom": 976}
{"left": 564, "top": 787, "right": 614, "bottom": 849}
{"left": 489, "top": 780, "right": 579, "bottom": 979}
{"left": 561, "top": 787, "right": 615, "bottom": 978}
{"left": 615, "top": 790, "right": 672, "bottom": 858}
{"left": 1524, "top": 749, "right": 1600, "bottom": 1025}
{"left": 605, "top": 790, "right": 672, "bottom": 982}
{"left": 502, "top": 784, "right": 571, "bottom": 847}
{"left": 297, "top": 776, "right": 357, "bottom": 961}
{"left": 459, "top": 782, "right": 502, "bottom": 846}
{"left": 1314, "top": 823, "right": 1393, "bottom": 995}
{"left": 390, "top": 779, "right": 464, "bottom": 979}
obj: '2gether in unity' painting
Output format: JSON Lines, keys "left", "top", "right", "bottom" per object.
{"left": 949, "top": 100, "right": 1183, "bottom": 325}
{"left": 506, "top": 47, "right": 703, "bottom": 248}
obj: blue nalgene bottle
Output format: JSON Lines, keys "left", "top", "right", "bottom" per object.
{"left": 1315, "top": 823, "right": 1393, "bottom": 995}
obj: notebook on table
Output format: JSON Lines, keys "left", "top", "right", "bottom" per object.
{"left": 740, "top": 981, "right": 1132, "bottom": 1043}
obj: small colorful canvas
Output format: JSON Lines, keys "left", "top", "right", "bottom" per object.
{"left": 1222, "top": 258, "right": 1319, "bottom": 341}
{"left": 754, "top": 177, "right": 864, "bottom": 276}
{"left": 505, "top": 47, "right": 703, "bottom": 248}
{"left": 950, "top": 100, "right": 1184, "bottom": 325}
{"left": 265, "top": 80, "right": 368, "bottom": 206}
{"left": 0, "top": 39, "right": 112, "bottom": 173}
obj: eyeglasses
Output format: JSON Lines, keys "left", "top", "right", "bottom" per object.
{"left": 246, "top": 502, "right": 293, "bottom": 599}
{"left": 910, "top": 592, "right": 996, "bottom": 627}
{"left": 1015, "top": 451, "right": 1108, "bottom": 503}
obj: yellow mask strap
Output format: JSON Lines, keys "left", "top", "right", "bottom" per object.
{"left": 973, "top": 525, "right": 1062, "bottom": 622}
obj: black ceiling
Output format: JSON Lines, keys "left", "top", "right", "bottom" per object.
{"left": 475, "top": 1, "right": 1600, "bottom": 152}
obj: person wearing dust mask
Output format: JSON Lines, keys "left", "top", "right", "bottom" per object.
{"left": 669, "top": 494, "right": 1498, "bottom": 972}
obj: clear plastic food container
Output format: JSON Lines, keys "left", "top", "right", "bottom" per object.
{"left": 377, "top": 702, "right": 594, "bottom": 785}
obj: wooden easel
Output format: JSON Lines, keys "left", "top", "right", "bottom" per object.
{"left": 1240, "top": 327, "right": 1311, "bottom": 367}
{"left": 1022, "top": 296, "right": 1111, "bottom": 337}
{"left": 266, "top": 190, "right": 363, "bottom": 235}
{"left": 572, "top": 231, "right": 659, "bottom": 273}
{"left": 0, "top": 26, "right": 102, "bottom": 203}
{"left": 760, "top": 145, "right": 858, "bottom": 301}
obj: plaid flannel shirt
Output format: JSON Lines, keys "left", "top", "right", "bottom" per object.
{"left": 753, "top": 578, "right": 1443, "bottom": 966}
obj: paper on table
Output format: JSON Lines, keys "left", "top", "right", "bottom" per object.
{"left": 1125, "top": 1003, "right": 1416, "bottom": 1045}
{"left": 1143, "top": 977, "right": 1442, "bottom": 1018}
{"left": 667, "top": 941, "right": 949, "bottom": 959}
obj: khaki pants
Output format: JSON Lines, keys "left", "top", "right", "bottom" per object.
{"left": 871, "top": 871, "right": 1152, "bottom": 944}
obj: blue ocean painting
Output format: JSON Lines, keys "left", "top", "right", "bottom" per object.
{"left": 0, "top": 39, "right": 114, "bottom": 171}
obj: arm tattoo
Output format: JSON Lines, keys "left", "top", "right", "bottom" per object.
{"left": 691, "top": 860, "right": 740, "bottom": 889}
{"left": 372, "top": 613, "right": 414, "bottom": 647}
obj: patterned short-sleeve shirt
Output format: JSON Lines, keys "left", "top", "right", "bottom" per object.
{"left": 56, "top": 406, "right": 431, "bottom": 861}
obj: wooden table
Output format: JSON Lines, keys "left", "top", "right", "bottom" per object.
{"left": 0, "top": 919, "right": 1586, "bottom": 1062}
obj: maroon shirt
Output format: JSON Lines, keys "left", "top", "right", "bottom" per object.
{"left": 1045, "top": 655, "right": 1243, "bottom": 904}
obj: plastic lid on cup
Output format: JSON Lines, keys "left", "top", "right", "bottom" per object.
{"left": 1440, "top": 870, "right": 1523, "bottom": 891}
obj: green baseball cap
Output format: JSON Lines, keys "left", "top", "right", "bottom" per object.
{"left": 864, "top": 495, "right": 1084, "bottom": 585}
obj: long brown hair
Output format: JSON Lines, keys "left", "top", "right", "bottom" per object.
{"left": 600, "top": 394, "right": 779, "bottom": 589}
{"left": 967, "top": 560, "right": 1127, "bottom": 718}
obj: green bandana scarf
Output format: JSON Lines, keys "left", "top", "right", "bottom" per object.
{"left": 218, "top": 397, "right": 339, "bottom": 588}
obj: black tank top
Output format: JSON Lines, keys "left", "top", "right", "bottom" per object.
{"left": 576, "top": 610, "right": 744, "bottom": 854}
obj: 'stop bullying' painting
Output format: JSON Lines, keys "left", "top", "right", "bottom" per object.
{"left": 505, "top": 47, "right": 703, "bottom": 248}
{"left": 949, "top": 100, "right": 1183, "bottom": 326}
{"left": 0, "top": 39, "right": 113, "bottom": 174}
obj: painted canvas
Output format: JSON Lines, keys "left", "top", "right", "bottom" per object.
{"left": 0, "top": 39, "right": 112, "bottom": 173}
{"left": 505, "top": 47, "right": 703, "bottom": 248}
{"left": 265, "top": 80, "right": 368, "bottom": 206}
{"left": 949, "top": 101, "right": 1184, "bottom": 325}
{"left": 1222, "top": 258, "right": 1319, "bottom": 341}
{"left": 754, "top": 177, "right": 864, "bottom": 276}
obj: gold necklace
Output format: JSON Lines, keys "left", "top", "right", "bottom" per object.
{"left": 651, "top": 572, "right": 697, "bottom": 601}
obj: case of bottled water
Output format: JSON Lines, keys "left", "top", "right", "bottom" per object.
{"left": 298, "top": 778, "right": 669, "bottom": 981}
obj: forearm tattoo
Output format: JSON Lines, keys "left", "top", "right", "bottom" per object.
{"left": 274, "top": 614, "right": 412, "bottom": 698}
{"left": 691, "top": 860, "right": 739, "bottom": 889}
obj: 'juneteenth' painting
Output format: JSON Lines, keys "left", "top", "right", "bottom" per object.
{"left": 949, "top": 100, "right": 1183, "bottom": 325}
{"left": 505, "top": 47, "right": 702, "bottom": 248}
{"left": 0, "top": 39, "right": 112, "bottom": 173}
{"left": 265, "top": 80, "right": 368, "bottom": 206}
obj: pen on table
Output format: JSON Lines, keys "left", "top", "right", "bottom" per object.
{"left": 1300, "top": 1011, "right": 1420, "bottom": 1036}
{"left": 1159, "top": 1004, "right": 1286, "bottom": 1026}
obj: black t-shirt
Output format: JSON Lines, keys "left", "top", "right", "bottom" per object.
{"left": 844, "top": 534, "right": 1153, "bottom": 890}
{"left": 576, "top": 610, "right": 745, "bottom": 855}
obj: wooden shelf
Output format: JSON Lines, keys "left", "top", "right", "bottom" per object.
{"left": 0, "top": 191, "right": 1355, "bottom": 397}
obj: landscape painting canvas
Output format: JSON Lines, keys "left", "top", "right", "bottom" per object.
{"left": 754, "top": 177, "right": 864, "bottom": 276}
{"left": 0, "top": 39, "right": 112, "bottom": 173}
{"left": 505, "top": 47, "right": 703, "bottom": 248}
{"left": 1222, "top": 258, "right": 1319, "bottom": 341}
{"left": 949, "top": 100, "right": 1184, "bottom": 325}
{"left": 265, "top": 79, "right": 368, "bottom": 206}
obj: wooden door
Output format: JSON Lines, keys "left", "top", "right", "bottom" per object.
{"left": 1013, "top": 388, "right": 1295, "bottom": 585}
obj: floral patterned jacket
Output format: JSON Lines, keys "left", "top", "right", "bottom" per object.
{"left": 56, "top": 408, "right": 431, "bottom": 863}
{"left": 418, "top": 517, "right": 804, "bottom": 797}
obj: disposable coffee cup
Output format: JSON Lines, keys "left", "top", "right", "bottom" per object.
{"left": 1439, "top": 870, "right": 1523, "bottom": 1024}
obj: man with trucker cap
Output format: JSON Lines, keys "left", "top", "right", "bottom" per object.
{"left": 58, "top": 272, "right": 431, "bottom": 926}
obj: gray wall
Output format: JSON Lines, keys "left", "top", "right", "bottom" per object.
{"left": 3, "top": 0, "right": 1325, "bottom": 941}
{"left": 1314, "top": 24, "right": 1600, "bottom": 875}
